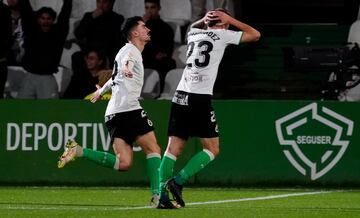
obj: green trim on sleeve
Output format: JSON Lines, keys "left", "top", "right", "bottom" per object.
{"left": 238, "top": 31, "right": 244, "bottom": 44}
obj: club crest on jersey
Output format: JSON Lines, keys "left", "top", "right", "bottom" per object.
{"left": 275, "top": 103, "right": 354, "bottom": 180}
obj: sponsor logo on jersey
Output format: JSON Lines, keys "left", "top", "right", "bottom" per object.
{"left": 184, "top": 74, "right": 204, "bottom": 83}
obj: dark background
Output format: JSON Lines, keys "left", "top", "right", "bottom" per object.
{"left": 213, "top": 0, "right": 360, "bottom": 100}
{"left": 234, "top": 0, "right": 359, "bottom": 24}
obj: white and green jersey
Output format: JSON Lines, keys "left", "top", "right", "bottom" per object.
{"left": 176, "top": 28, "right": 243, "bottom": 95}
{"left": 100, "top": 43, "right": 143, "bottom": 116}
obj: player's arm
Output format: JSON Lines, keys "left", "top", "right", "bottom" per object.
{"left": 90, "top": 80, "right": 112, "bottom": 103}
{"left": 190, "top": 18, "right": 205, "bottom": 29}
{"left": 212, "top": 11, "right": 261, "bottom": 43}
{"left": 122, "top": 60, "right": 134, "bottom": 78}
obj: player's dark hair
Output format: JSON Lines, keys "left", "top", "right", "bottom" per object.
{"left": 36, "top": 7, "right": 57, "bottom": 20}
{"left": 122, "top": 16, "right": 144, "bottom": 40}
{"left": 208, "top": 8, "right": 230, "bottom": 27}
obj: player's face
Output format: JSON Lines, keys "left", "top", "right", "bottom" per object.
{"left": 135, "top": 21, "right": 151, "bottom": 42}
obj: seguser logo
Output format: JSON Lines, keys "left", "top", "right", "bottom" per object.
{"left": 275, "top": 103, "right": 354, "bottom": 180}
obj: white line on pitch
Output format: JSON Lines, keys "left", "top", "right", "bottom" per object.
{"left": 187, "top": 191, "right": 334, "bottom": 205}
{"left": 1, "top": 191, "right": 334, "bottom": 211}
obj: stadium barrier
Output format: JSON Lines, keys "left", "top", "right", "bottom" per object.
{"left": 0, "top": 100, "right": 359, "bottom": 186}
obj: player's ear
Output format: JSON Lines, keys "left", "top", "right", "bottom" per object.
{"left": 132, "top": 30, "right": 139, "bottom": 37}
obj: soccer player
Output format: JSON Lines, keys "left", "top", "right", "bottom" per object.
{"left": 58, "top": 16, "right": 162, "bottom": 206}
{"left": 157, "top": 9, "right": 261, "bottom": 209}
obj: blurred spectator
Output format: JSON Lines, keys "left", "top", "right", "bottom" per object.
{"left": 73, "top": 0, "right": 126, "bottom": 66}
{"left": 64, "top": 49, "right": 111, "bottom": 99}
{"left": 7, "top": 0, "right": 25, "bottom": 66}
{"left": 142, "top": 0, "right": 176, "bottom": 92}
{"left": 186, "top": 1, "right": 235, "bottom": 45}
{"left": 0, "top": 2, "right": 12, "bottom": 99}
{"left": 17, "top": 0, "right": 72, "bottom": 99}
{"left": 70, "top": 0, "right": 125, "bottom": 99}
{"left": 191, "top": 0, "right": 233, "bottom": 21}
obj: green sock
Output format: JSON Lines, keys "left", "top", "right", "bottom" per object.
{"left": 159, "top": 152, "right": 176, "bottom": 197}
{"left": 174, "top": 149, "right": 215, "bottom": 185}
{"left": 146, "top": 153, "right": 161, "bottom": 196}
{"left": 83, "top": 148, "right": 118, "bottom": 170}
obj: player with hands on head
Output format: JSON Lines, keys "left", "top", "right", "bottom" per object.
{"left": 157, "top": 8, "right": 260, "bottom": 209}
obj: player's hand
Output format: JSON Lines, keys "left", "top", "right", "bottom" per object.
{"left": 210, "top": 10, "right": 231, "bottom": 25}
{"left": 90, "top": 85, "right": 102, "bottom": 103}
{"left": 122, "top": 61, "right": 133, "bottom": 78}
{"left": 204, "top": 11, "right": 218, "bottom": 25}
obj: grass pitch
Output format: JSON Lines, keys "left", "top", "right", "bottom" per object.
{"left": 0, "top": 187, "right": 359, "bottom": 218}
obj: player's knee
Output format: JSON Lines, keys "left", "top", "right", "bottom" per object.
{"left": 118, "top": 164, "right": 131, "bottom": 171}
{"left": 118, "top": 160, "right": 132, "bottom": 171}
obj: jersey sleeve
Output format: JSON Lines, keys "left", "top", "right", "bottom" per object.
{"left": 99, "top": 77, "right": 112, "bottom": 96}
{"left": 221, "top": 30, "right": 243, "bottom": 45}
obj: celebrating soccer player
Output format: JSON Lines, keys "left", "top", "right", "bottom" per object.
{"left": 58, "top": 16, "right": 162, "bottom": 206}
{"left": 157, "top": 9, "right": 261, "bottom": 209}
